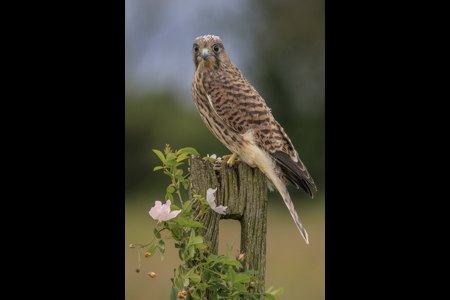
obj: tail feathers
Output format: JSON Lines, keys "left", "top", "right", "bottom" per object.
{"left": 280, "top": 164, "right": 313, "bottom": 198}
{"left": 278, "top": 184, "right": 309, "bottom": 244}
{"left": 271, "top": 151, "right": 317, "bottom": 197}
{"left": 252, "top": 149, "right": 309, "bottom": 244}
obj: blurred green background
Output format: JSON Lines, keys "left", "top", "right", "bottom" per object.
{"left": 125, "top": 0, "right": 324, "bottom": 299}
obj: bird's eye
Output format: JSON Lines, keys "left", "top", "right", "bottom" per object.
{"left": 193, "top": 45, "right": 199, "bottom": 53}
{"left": 213, "top": 45, "right": 220, "bottom": 53}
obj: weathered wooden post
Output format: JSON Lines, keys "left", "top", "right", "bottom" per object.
{"left": 189, "top": 155, "right": 268, "bottom": 297}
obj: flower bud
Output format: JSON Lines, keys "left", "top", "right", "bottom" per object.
{"left": 147, "top": 272, "right": 156, "bottom": 278}
{"left": 144, "top": 252, "right": 151, "bottom": 258}
{"left": 250, "top": 280, "right": 259, "bottom": 288}
{"left": 129, "top": 244, "right": 135, "bottom": 248}
{"left": 177, "top": 291, "right": 187, "bottom": 298}
{"left": 135, "top": 268, "right": 140, "bottom": 273}
{"left": 236, "top": 252, "right": 245, "bottom": 263}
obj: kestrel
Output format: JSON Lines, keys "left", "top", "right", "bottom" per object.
{"left": 191, "top": 35, "right": 317, "bottom": 244}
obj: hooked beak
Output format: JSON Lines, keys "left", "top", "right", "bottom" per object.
{"left": 200, "top": 48, "right": 211, "bottom": 60}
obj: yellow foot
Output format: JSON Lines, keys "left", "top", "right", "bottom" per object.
{"left": 222, "top": 153, "right": 241, "bottom": 168}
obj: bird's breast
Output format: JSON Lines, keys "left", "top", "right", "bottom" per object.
{"left": 192, "top": 72, "right": 251, "bottom": 159}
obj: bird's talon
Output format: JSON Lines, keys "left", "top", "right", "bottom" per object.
{"left": 222, "top": 154, "right": 232, "bottom": 161}
{"left": 225, "top": 153, "right": 240, "bottom": 167}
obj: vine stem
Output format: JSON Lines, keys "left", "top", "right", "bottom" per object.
{"left": 172, "top": 174, "right": 184, "bottom": 207}
{"left": 133, "top": 227, "right": 166, "bottom": 270}
{"left": 134, "top": 228, "right": 165, "bottom": 249}
{"left": 176, "top": 187, "right": 184, "bottom": 207}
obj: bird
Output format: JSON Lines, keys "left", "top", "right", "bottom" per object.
{"left": 191, "top": 35, "right": 317, "bottom": 244}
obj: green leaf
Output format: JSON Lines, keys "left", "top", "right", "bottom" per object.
{"left": 244, "top": 270, "right": 258, "bottom": 275}
{"left": 190, "top": 236, "right": 203, "bottom": 247}
{"left": 170, "top": 204, "right": 180, "bottom": 211}
{"left": 193, "top": 236, "right": 203, "bottom": 244}
{"left": 188, "top": 245, "right": 195, "bottom": 258}
{"left": 223, "top": 258, "right": 243, "bottom": 268}
{"left": 158, "top": 247, "right": 164, "bottom": 262}
{"left": 177, "top": 153, "right": 189, "bottom": 162}
{"left": 166, "top": 192, "right": 174, "bottom": 202}
{"left": 194, "top": 239, "right": 204, "bottom": 249}
{"left": 185, "top": 221, "right": 207, "bottom": 229}
{"left": 206, "top": 254, "right": 218, "bottom": 262}
{"left": 181, "top": 200, "right": 192, "bottom": 213}
{"left": 157, "top": 240, "right": 165, "bottom": 252}
{"left": 153, "top": 149, "right": 165, "bottom": 163}
{"left": 210, "top": 294, "right": 219, "bottom": 300}
{"left": 262, "top": 293, "right": 276, "bottom": 300}
{"left": 165, "top": 159, "right": 178, "bottom": 166}
{"left": 187, "top": 272, "right": 200, "bottom": 282}
{"left": 169, "top": 288, "right": 178, "bottom": 300}
{"left": 171, "top": 218, "right": 188, "bottom": 226}
{"left": 175, "top": 175, "right": 185, "bottom": 182}
{"left": 233, "top": 282, "right": 247, "bottom": 293}
{"left": 175, "top": 277, "right": 183, "bottom": 289}
{"left": 167, "top": 185, "right": 175, "bottom": 193}
{"left": 146, "top": 244, "right": 157, "bottom": 258}
{"left": 270, "top": 287, "right": 284, "bottom": 297}
{"left": 234, "top": 273, "right": 250, "bottom": 284}
{"left": 166, "top": 153, "right": 177, "bottom": 161}
{"left": 184, "top": 278, "right": 190, "bottom": 287}
{"left": 176, "top": 147, "right": 200, "bottom": 156}
{"left": 228, "top": 265, "right": 236, "bottom": 283}
{"left": 184, "top": 267, "right": 195, "bottom": 278}
{"left": 182, "top": 180, "right": 189, "bottom": 190}
{"left": 189, "top": 229, "right": 196, "bottom": 245}
{"left": 153, "top": 166, "right": 164, "bottom": 171}
{"left": 153, "top": 228, "right": 161, "bottom": 239}
{"left": 197, "top": 283, "right": 211, "bottom": 290}
{"left": 191, "top": 290, "right": 200, "bottom": 299}
{"left": 226, "top": 236, "right": 237, "bottom": 257}
{"left": 172, "top": 226, "right": 183, "bottom": 240}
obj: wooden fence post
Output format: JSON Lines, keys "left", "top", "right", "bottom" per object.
{"left": 189, "top": 155, "right": 268, "bottom": 297}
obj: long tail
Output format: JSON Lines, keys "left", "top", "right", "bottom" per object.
{"left": 267, "top": 164, "right": 309, "bottom": 244}
{"left": 279, "top": 183, "right": 309, "bottom": 244}
{"left": 248, "top": 147, "right": 309, "bottom": 244}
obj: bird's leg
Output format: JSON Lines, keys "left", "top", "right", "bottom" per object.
{"left": 211, "top": 154, "right": 241, "bottom": 173}
{"left": 223, "top": 153, "right": 240, "bottom": 167}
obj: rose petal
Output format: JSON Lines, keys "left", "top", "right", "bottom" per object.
{"left": 159, "top": 200, "right": 172, "bottom": 219}
{"left": 166, "top": 209, "right": 182, "bottom": 220}
{"left": 207, "top": 188, "right": 217, "bottom": 204}
{"left": 149, "top": 201, "right": 163, "bottom": 220}
{"left": 213, "top": 205, "right": 227, "bottom": 215}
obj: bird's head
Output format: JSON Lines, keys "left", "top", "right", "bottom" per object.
{"left": 192, "top": 35, "right": 231, "bottom": 71}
